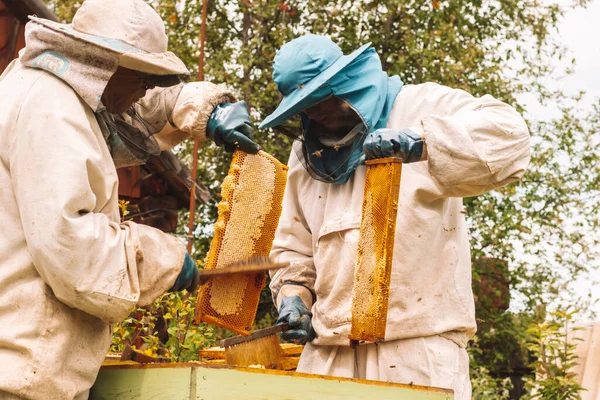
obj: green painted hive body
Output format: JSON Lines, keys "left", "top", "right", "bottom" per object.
{"left": 92, "top": 363, "right": 453, "bottom": 400}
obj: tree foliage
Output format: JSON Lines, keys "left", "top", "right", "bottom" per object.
{"left": 523, "top": 310, "right": 586, "bottom": 400}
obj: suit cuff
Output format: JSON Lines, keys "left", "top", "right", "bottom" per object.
{"left": 276, "top": 282, "right": 315, "bottom": 310}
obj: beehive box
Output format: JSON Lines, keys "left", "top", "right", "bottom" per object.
{"left": 91, "top": 362, "right": 453, "bottom": 399}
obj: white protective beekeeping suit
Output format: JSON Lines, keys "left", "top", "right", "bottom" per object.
{"left": 0, "top": 1, "right": 236, "bottom": 399}
{"left": 269, "top": 81, "right": 530, "bottom": 400}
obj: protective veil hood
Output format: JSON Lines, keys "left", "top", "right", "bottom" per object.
{"left": 260, "top": 34, "right": 403, "bottom": 184}
{"left": 18, "top": 0, "right": 184, "bottom": 168}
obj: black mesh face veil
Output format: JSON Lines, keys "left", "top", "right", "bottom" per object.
{"left": 122, "top": 105, "right": 161, "bottom": 156}
{"left": 294, "top": 130, "right": 367, "bottom": 184}
{"left": 271, "top": 96, "right": 367, "bottom": 184}
{"left": 293, "top": 113, "right": 367, "bottom": 184}
{"left": 96, "top": 106, "right": 161, "bottom": 167}
{"left": 281, "top": 93, "right": 366, "bottom": 184}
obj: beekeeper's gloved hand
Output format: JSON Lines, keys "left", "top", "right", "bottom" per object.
{"left": 169, "top": 253, "right": 200, "bottom": 293}
{"left": 363, "top": 128, "right": 424, "bottom": 162}
{"left": 207, "top": 101, "right": 260, "bottom": 154}
{"left": 276, "top": 296, "right": 315, "bottom": 345}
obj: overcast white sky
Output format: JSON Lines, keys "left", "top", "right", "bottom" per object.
{"left": 520, "top": 0, "right": 600, "bottom": 119}
{"left": 519, "top": 0, "right": 600, "bottom": 317}
{"left": 560, "top": 1, "right": 600, "bottom": 99}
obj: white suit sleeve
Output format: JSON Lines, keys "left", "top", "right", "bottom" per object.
{"left": 128, "top": 82, "right": 236, "bottom": 150}
{"left": 413, "top": 83, "right": 531, "bottom": 197}
{"left": 269, "top": 150, "right": 316, "bottom": 309}
{"left": 9, "top": 83, "right": 185, "bottom": 323}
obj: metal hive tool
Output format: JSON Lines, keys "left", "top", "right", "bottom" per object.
{"left": 349, "top": 157, "right": 402, "bottom": 346}
{"left": 194, "top": 149, "right": 288, "bottom": 335}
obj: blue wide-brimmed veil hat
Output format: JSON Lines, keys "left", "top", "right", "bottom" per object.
{"left": 259, "top": 34, "right": 371, "bottom": 129}
{"left": 260, "top": 34, "right": 404, "bottom": 184}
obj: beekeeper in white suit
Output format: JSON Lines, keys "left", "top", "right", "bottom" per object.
{"left": 261, "top": 34, "right": 531, "bottom": 399}
{"left": 0, "top": 0, "right": 259, "bottom": 398}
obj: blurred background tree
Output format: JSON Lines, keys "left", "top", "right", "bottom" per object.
{"left": 44, "top": 0, "right": 600, "bottom": 397}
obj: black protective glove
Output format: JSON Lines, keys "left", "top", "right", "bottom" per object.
{"left": 169, "top": 253, "right": 200, "bottom": 293}
{"left": 206, "top": 101, "right": 261, "bottom": 153}
{"left": 276, "top": 295, "right": 315, "bottom": 345}
{"left": 363, "top": 128, "right": 424, "bottom": 162}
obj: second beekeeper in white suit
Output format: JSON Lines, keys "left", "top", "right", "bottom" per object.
{"left": 260, "top": 34, "right": 531, "bottom": 400}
